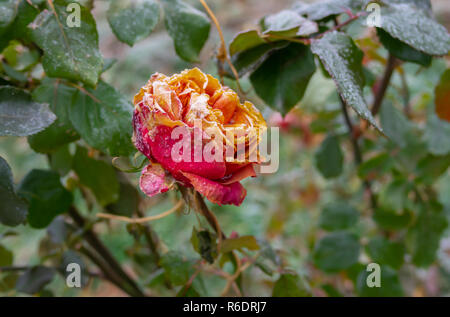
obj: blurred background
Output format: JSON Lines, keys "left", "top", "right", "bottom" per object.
{"left": 1, "top": 0, "right": 449, "bottom": 296}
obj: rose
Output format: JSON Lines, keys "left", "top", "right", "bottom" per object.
{"left": 133, "top": 68, "right": 267, "bottom": 206}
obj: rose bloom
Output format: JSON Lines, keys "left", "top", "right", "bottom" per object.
{"left": 133, "top": 68, "right": 267, "bottom": 206}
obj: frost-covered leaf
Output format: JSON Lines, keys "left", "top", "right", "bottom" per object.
{"left": 261, "top": 10, "right": 318, "bottom": 37}
{"left": 377, "top": 28, "right": 432, "bottom": 67}
{"left": 0, "top": 156, "right": 27, "bottom": 227}
{"left": 0, "top": 86, "right": 56, "bottom": 137}
{"left": 250, "top": 43, "right": 316, "bottom": 114}
{"left": 293, "top": 0, "right": 366, "bottom": 21}
{"left": 30, "top": 0, "right": 103, "bottom": 86}
{"left": 162, "top": 0, "right": 210, "bottom": 62}
{"left": 311, "top": 32, "right": 381, "bottom": 132}
{"left": 28, "top": 79, "right": 79, "bottom": 153}
{"left": 379, "top": 3, "right": 450, "bottom": 56}
{"left": 68, "top": 81, "right": 135, "bottom": 157}
{"left": 107, "top": 0, "right": 160, "bottom": 46}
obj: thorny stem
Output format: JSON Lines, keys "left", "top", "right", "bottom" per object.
{"left": 340, "top": 98, "right": 378, "bottom": 210}
{"left": 199, "top": 0, "right": 243, "bottom": 93}
{"left": 68, "top": 207, "right": 145, "bottom": 297}
{"left": 371, "top": 53, "right": 398, "bottom": 116}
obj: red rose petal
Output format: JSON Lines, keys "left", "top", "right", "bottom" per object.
{"left": 148, "top": 125, "right": 227, "bottom": 181}
{"left": 220, "top": 163, "right": 256, "bottom": 185}
{"left": 182, "top": 172, "right": 246, "bottom": 206}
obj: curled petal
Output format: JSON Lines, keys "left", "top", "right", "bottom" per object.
{"left": 220, "top": 163, "right": 256, "bottom": 185}
{"left": 140, "top": 164, "right": 174, "bottom": 197}
{"left": 182, "top": 172, "right": 246, "bottom": 206}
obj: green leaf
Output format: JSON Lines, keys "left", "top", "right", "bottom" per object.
{"left": 18, "top": 169, "right": 72, "bottom": 229}
{"left": 356, "top": 266, "right": 403, "bottom": 297}
{"left": 107, "top": 0, "right": 160, "bottom": 46}
{"left": 190, "top": 227, "right": 217, "bottom": 264}
{"left": 319, "top": 202, "right": 359, "bottom": 231}
{"left": 377, "top": 28, "right": 432, "bottom": 66}
{"left": 366, "top": 237, "right": 405, "bottom": 269}
{"left": 250, "top": 43, "right": 316, "bottom": 114}
{"left": 28, "top": 79, "right": 80, "bottom": 153}
{"left": 73, "top": 146, "right": 120, "bottom": 206}
{"left": 408, "top": 202, "right": 448, "bottom": 267}
{"left": 0, "top": 0, "right": 39, "bottom": 51}
{"left": 357, "top": 152, "right": 393, "bottom": 179}
{"left": 313, "top": 232, "right": 360, "bottom": 273}
{"left": 311, "top": 32, "right": 381, "bottom": 132}
{"left": 15, "top": 266, "right": 55, "bottom": 295}
{"left": 315, "top": 134, "right": 343, "bottom": 179}
{"left": 49, "top": 145, "right": 73, "bottom": 177}
{"left": 0, "top": 86, "right": 56, "bottom": 137}
{"left": 379, "top": 3, "right": 450, "bottom": 56}
{"left": 373, "top": 207, "right": 413, "bottom": 230}
{"left": 30, "top": 0, "right": 103, "bottom": 86}
{"left": 228, "top": 41, "right": 288, "bottom": 77}
{"left": 162, "top": 0, "right": 210, "bottom": 62}
{"left": 261, "top": 10, "right": 318, "bottom": 37}
{"left": 416, "top": 154, "right": 450, "bottom": 185}
{"left": 380, "top": 101, "right": 413, "bottom": 148}
{"left": 379, "top": 178, "right": 412, "bottom": 212}
{"left": 229, "top": 30, "right": 265, "bottom": 56}
{"left": 0, "top": 156, "right": 28, "bottom": 227}
{"left": 220, "top": 236, "right": 260, "bottom": 254}
{"left": 68, "top": 81, "right": 135, "bottom": 156}
{"left": 0, "top": 244, "right": 13, "bottom": 266}
{"left": 424, "top": 113, "right": 450, "bottom": 156}
{"left": 160, "top": 251, "right": 194, "bottom": 286}
{"left": 272, "top": 273, "right": 311, "bottom": 297}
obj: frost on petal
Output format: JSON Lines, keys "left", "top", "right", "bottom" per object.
{"left": 149, "top": 125, "right": 227, "bottom": 181}
{"left": 182, "top": 172, "right": 246, "bottom": 206}
{"left": 139, "top": 164, "right": 174, "bottom": 197}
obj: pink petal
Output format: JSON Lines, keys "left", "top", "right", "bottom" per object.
{"left": 181, "top": 172, "right": 246, "bottom": 206}
{"left": 139, "top": 164, "right": 174, "bottom": 197}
